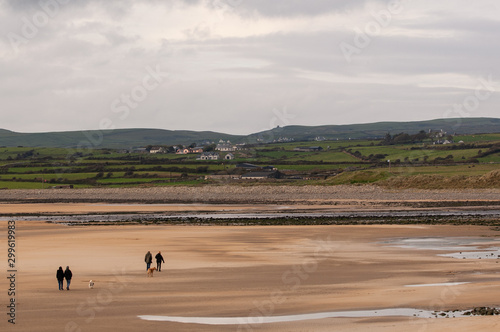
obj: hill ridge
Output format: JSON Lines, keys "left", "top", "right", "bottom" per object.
{"left": 1, "top": 117, "right": 499, "bottom": 148}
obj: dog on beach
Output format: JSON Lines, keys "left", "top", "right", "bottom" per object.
{"left": 147, "top": 267, "right": 157, "bottom": 277}
{"left": 89, "top": 280, "right": 94, "bottom": 289}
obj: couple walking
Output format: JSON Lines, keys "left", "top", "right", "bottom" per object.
{"left": 56, "top": 266, "right": 72, "bottom": 290}
{"left": 145, "top": 251, "right": 165, "bottom": 271}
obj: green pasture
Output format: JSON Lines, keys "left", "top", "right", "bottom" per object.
{"left": 95, "top": 178, "right": 170, "bottom": 184}
{"left": 384, "top": 164, "right": 498, "bottom": 177}
{"left": 327, "top": 163, "right": 499, "bottom": 185}
{"left": 352, "top": 146, "right": 483, "bottom": 162}
{"left": 104, "top": 179, "right": 206, "bottom": 188}
{"left": 0, "top": 181, "right": 88, "bottom": 189}
{"left": 273, "top": 164, "right": 365, "bottom": 171}
{"left": 478, "top": 153, "right": 500, "bottom": 163}
{"left": 454, "top": 133, "right": 500, "bottom": 142}
{"left": 5, "top": 166, "right": 87, "bottom": 173}
{"left": 288, "top": 151, "right": 360, "bottom": 163}
{"left": 0, "top": 173, "right": 98, "bottom": 181}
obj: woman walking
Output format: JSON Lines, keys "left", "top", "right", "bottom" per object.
{"left": 56, "top": 266, "right": 64, "bottom": 290}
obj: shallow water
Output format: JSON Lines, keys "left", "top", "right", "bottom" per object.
{"left": 3, "top": 209, "right": 500, "bottom": 223}
{"left": 405, "top": 282, "right": 470, "bottom": 287}
{"left": 137, "top": 308, "right": 470, "bottom": 325}
{"left": 384, "top": 237, "right": 500, "bottom": 260}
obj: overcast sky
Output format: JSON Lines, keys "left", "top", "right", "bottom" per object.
{"left": 1, "top": 0, "right": 499, "bottom": 134}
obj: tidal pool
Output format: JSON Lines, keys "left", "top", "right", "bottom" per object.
{"left": 138, "top": 308, "right": 471, "bottom": 325}
{"left": 384, "top": 237, "right": 500, "bottom": 259}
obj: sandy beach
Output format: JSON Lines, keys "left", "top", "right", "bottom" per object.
{"left": 2, "top": 186, "right": 500, "bottom": 331}
{"left": 2, "top": 213, "right": 500, "bottom": 331}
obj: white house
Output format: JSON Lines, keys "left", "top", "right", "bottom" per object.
{"left": 197, "top": 152, "right": 220, "bottom": 160}
{"left": 150, "top": 147, "right": 166, "bottom": 154}
{"left": 216, "top": 141, "right": 236, "bottom": 152}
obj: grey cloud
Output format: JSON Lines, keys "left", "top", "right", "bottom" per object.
{"left": 227, "top": 0, "right": 386, "bottom": 17}
{"left": 1, "top": 0, "right": 499, "bottom": 134}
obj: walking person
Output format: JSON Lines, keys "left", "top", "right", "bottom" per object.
{"left": 56, "top": 266, "right": 64, "bottom": 290}
{"left": 64, "top": 266, "right": 73, "bottom": 290}
{"left": 145, "top": 251, "right": 153, "bottom": 271}
{"left": 155, "top": 251, "right": 165, "bottom": 272}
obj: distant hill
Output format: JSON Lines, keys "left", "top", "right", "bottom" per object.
{"left": 249, "top": 118, "right": 500, "bottom": 142}
{"left": 0, "top": 128, "right": 244, "bottom": 149}
{"left": 1, "top": 118, "right": 499, "bottom": 148}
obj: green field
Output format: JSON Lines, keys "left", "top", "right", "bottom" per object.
{"left": 0, "top": 133, "right": 499, "bottom": 189}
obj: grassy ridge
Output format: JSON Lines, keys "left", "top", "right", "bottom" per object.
{"left": 2, "top": 118, "right": 500, "bottom": 148}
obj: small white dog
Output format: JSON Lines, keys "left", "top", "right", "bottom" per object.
{"left": 89, "top": 280, "right": 94, "bottom": 289}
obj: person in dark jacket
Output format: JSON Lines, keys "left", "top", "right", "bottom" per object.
{"left": 56, "top": 266, "right": 64, "bottom": 290}
{"left": 145, "top": 251, "right": 153, "bottom": 271}
{"left": 155, "top": 251, "right": 165, "bottom": 272}
{"left": 64, "top": 266, "right": 73, "bottom": 290}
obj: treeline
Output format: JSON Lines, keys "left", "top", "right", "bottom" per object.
{"left": 380, "top": 131, "right": 431, "bottom": 145}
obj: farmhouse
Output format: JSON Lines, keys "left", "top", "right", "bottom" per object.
{"left": 191, "top": 147, "right": 204, "bottom": 153}
{"left": 216, "top": 141, "right": 237, "bottom": 152}
{"left": 197, "top": 152, "right": 220, "bottom": 160}
{"left": 176, "top": 147, "right": 207, "bottom": 154}
{"left": 149, "top": 147, "right": 166, "bottom": 154}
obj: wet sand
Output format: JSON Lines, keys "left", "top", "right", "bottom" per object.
{"left": 0, "top": 203, "right": 281, "bottom": 215}
{"left": 2, "top": 218, "right": 500, "bottom": 332}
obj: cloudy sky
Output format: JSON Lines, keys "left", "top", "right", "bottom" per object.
{"left": 1, "top": 0, "right": 499, "bottom": 134}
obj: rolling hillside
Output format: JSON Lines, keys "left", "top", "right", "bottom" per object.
{"left": 0, "top": 128, "right": 244, "bottom": 149}
{"left": 1, "top": 118, "right": 499, "bottom": 148}
{"left": 249, "top": 118, "right": 500, "bottom": 142}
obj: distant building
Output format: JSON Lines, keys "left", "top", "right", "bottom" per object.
{"left": 197, "top": 152, "right": 220, "bottom": 160}
{"left": 293, "top": 146, "right": 323, "bottom": 152}
{"left": 191, "top": 147, "right": 204, "bottom": 153}
{"left": 216, "top": 141, "right": 236, "bottom": 152}
{"left": 236, "top": 163, "right": 259, "bottom": 170}
{"left": 224, "top": 153, "right": 235, "bottom": 160}
{"left": 433, "top": 140, "right": 453, "bottom": 145}
{"left": 132, "top": 148, "right": 148, "bottom": 154}
{"left": 270, "top": 137, "right": 294, "bottom": 143}
{"left": 149, "top": 147, "right": 166, "bottom": 154}
{"left": 176, "top": 148, "right": 191, "bottom": 154}
{"left": 241, "top": 171, "right": 280, "bottom": 180}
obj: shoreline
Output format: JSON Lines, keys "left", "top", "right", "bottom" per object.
{"left": 3, "top": 209, "right": 500, "bottom": 227}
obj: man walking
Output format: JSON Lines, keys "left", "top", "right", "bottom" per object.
{"left": 145, "top": 251, "right": 152, "bottom": 271}
{"left": 155, "top": 251, "right": 165, "bottom": 272}
{"left": 56, "top": 266, "right": 64, "bottom": 290}
{"left": 64, "top": 266, "right": 73, "bottom": 290}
